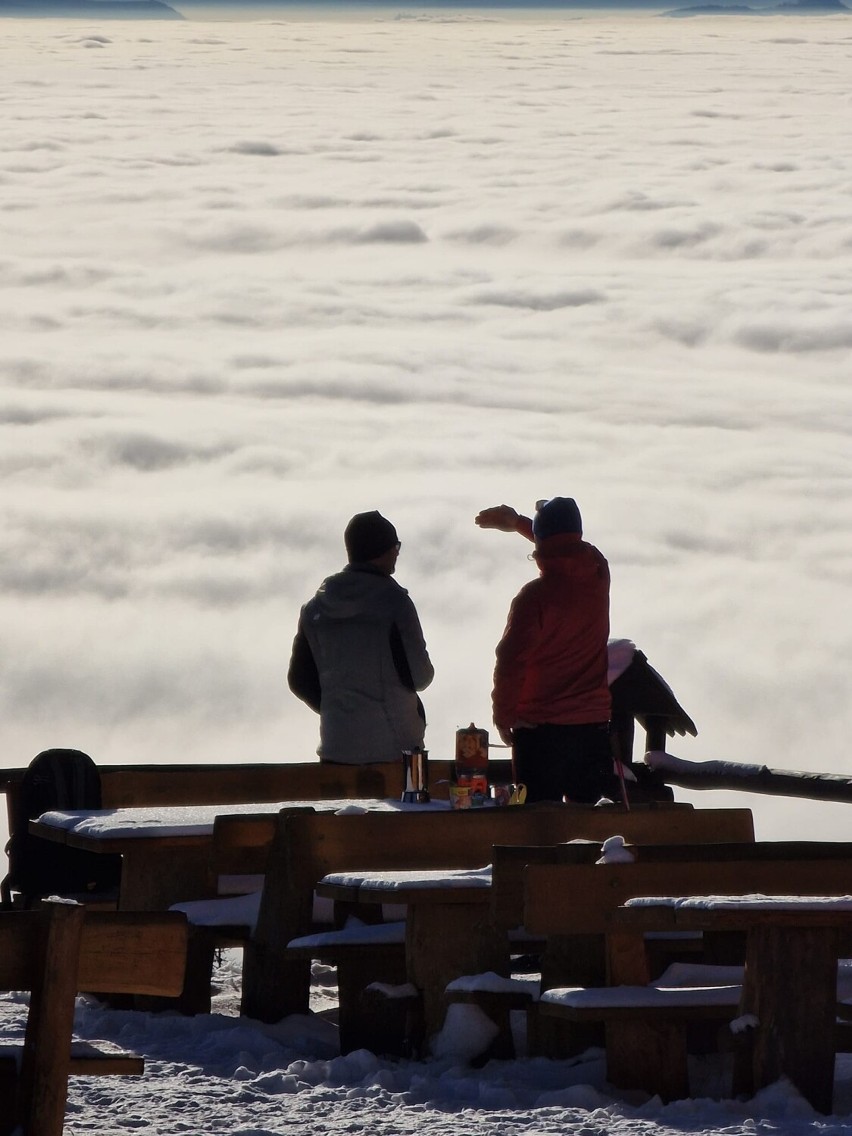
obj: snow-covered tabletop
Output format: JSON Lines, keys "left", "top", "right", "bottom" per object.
{"left": 624, "top": 894, "right": 852, "bottom": 911}
{"left": 33, "top": 797, "right": 450, "bottom": 841}
{"left": 319, "top": 865, "right": 493, "bottom": 894}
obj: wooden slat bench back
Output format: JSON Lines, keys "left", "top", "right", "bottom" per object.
{"left": 524, "top": 843, "right": 852, "bottom": 938}
{"left": 491, "top": 807, "right": 755, "bottom": 930}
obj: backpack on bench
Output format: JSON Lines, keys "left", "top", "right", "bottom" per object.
{"left": 1, "top": 749, "right": 122, "bottom": 909}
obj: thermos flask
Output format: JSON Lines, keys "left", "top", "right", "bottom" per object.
{"left": 401, "top": 747, "right": 430, "bottom": 804}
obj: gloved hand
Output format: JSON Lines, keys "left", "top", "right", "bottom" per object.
{"left": 475, "top": 505, "right": 520, "bottom": 532}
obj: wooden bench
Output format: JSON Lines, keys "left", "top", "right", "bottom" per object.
{"left": 176, "top": 804, "right": 752, "bottom": 1044}
{"left": 0, "top": 901, "right": 188, "bottom": 1136}
{"left": 523, "top": 843, "right": 852, "bottom": 1103}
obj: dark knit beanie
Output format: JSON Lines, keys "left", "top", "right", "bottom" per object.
{"left": 532, "top": 497, "right": 583, "bottom": 540}
{"left": 344, "top": 511, "right": 399, "bottom": 563}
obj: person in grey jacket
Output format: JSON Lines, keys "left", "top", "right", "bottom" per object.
{"left": 288, "top": 511, "right": 434, "bottom": 765}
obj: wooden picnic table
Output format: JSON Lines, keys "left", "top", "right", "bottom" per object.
{"left": 316, "top": 865, "right": 499, "bottom": 1046}
{"left": 29, "top": 798, "right": 450, "bottom": 911}
{"left": 612, "top": 895, "right": 852, "bottom": 1113}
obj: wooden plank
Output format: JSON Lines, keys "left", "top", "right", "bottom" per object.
{"left": 68, "top": 1043, "right": 144, "bottom": 1076}
{"left": 98, "top": 762, "right": 403, "bottom": 807}
{"left": 78, "top": 912, "right": 188, "bottom": 997}
{"left": 633, "top": 839, "right": 852, "bottom": 863}
{"left": 490, "top": 812, "right": 755, "bottom": 930}
{"left": 524, "top": 855, "right": 852, "bottom": 937}
{"left": 99, "top": 759, "right": 482, "bottom": 808}
{"left": 212, "top": 811, "right": 299, "bottom": 877}
{"left": 287, "top": 803, "right": 712, "bottom": 890}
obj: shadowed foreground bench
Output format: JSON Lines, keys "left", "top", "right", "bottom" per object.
{"left": 0, "top": 902, "right": 188, "bottom": 1136}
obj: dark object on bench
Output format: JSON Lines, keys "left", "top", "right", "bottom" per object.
{"left": 610, "top": 647, "right": 697, "bottom": 764}
{"left": 1, "top": 750, "right": 121, "bottom": 910}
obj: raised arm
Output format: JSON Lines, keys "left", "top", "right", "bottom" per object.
{"left": 474, "top": 505, "right": 534, "bottom": 541}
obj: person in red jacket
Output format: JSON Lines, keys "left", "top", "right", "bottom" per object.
{"left": 476, "top": 498, "right": 613, "bottom": 804}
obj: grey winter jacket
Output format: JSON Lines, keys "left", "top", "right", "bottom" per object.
{"left": 288, "top": 564, "right": 434, "bottom": 765}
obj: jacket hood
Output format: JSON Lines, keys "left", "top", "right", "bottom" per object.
{"left": 310, "top": 564, "right": 403, "bottom": 620}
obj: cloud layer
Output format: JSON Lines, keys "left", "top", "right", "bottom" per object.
{"left": 1, "top": 12, "right": 851, "bottom": 840}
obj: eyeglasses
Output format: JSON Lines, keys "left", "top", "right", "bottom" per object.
{"left": 395, "top": 541, "right": 402, "bottom": 552}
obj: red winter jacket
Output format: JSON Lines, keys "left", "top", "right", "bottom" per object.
{"left": 492, "top": 532, "right": 611, "bottom": 729}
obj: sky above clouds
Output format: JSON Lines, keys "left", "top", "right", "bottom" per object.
{"left": 1, "top": 11, "right": 851, "bottom": 841}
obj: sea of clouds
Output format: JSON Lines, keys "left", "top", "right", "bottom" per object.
{"left": 1, "top": 10, "right": 851, "bottom": 840}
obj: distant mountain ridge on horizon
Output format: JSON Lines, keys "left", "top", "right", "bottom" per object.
{"left": 0, "top": 0, "right": 182, "bottom": 15}
{"left": 665, "top": 0, "right": 849, "bottom": 13}
{"left": 2, "top": 0, "right": 847, "bottom": 19}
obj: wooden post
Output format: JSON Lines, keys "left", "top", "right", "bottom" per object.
{"left": 19, "top": 902, "right": 84, "bottom": 1136}
{"left": 644, "top": 716, "right": 668, "bottom": 754}
{"left": 406, "top": 902, "right": 508, "bottom": 1049}
{"left": 241, "top": 810, "right": 314, "bottom": 1022}
{"left": 733, "top": 924, "right": 838, "bottom": 1113}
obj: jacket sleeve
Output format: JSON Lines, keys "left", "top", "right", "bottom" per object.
{"left": 287, "top": 625, "right": 322, "bottom": 713}
{"left": 492, "top": 583, "right": 542, "bottom": 729}
{"left": 392, "top": 593, "right": 434, "bottom": 692}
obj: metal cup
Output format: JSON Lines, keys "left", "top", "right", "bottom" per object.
{"left": 401, "top": 747, "right": 430, "bottom": 803}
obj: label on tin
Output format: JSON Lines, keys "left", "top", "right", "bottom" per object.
{"left": 455, "top": 724, "right": 489, "bottom": 774}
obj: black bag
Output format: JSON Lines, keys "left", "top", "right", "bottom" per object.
{"left": 1, "top": 749, "right": 121, "bottom": 908}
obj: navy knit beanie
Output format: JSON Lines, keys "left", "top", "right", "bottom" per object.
{"left": 344, "top": 511, "right": 399, "bottom": 563}
{"left": 532, "top": 497, "right": 583, "bottom": 540}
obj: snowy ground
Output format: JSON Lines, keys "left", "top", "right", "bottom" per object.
{"left": 3, "top": 948, "right": 848, "bottom": 1135}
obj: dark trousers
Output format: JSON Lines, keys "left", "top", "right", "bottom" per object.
{"left": 513, "top": 722, "right": 614, "bottom": 804}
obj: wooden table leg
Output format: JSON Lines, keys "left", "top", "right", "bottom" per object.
{"left": 604, "top": 928, "right": 688, "bottom": 1100}
{"left": 406, "top": 902, "right": 508, "bottom": 1049}
{"left": 607, "top": 929, "right": 651, "bottom": 986}
{"left": 734, "top": 925, "right": 838, "bottom": 1114}
{"left": 606, "top": 1019, "right": 690, "bottom": 1102}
